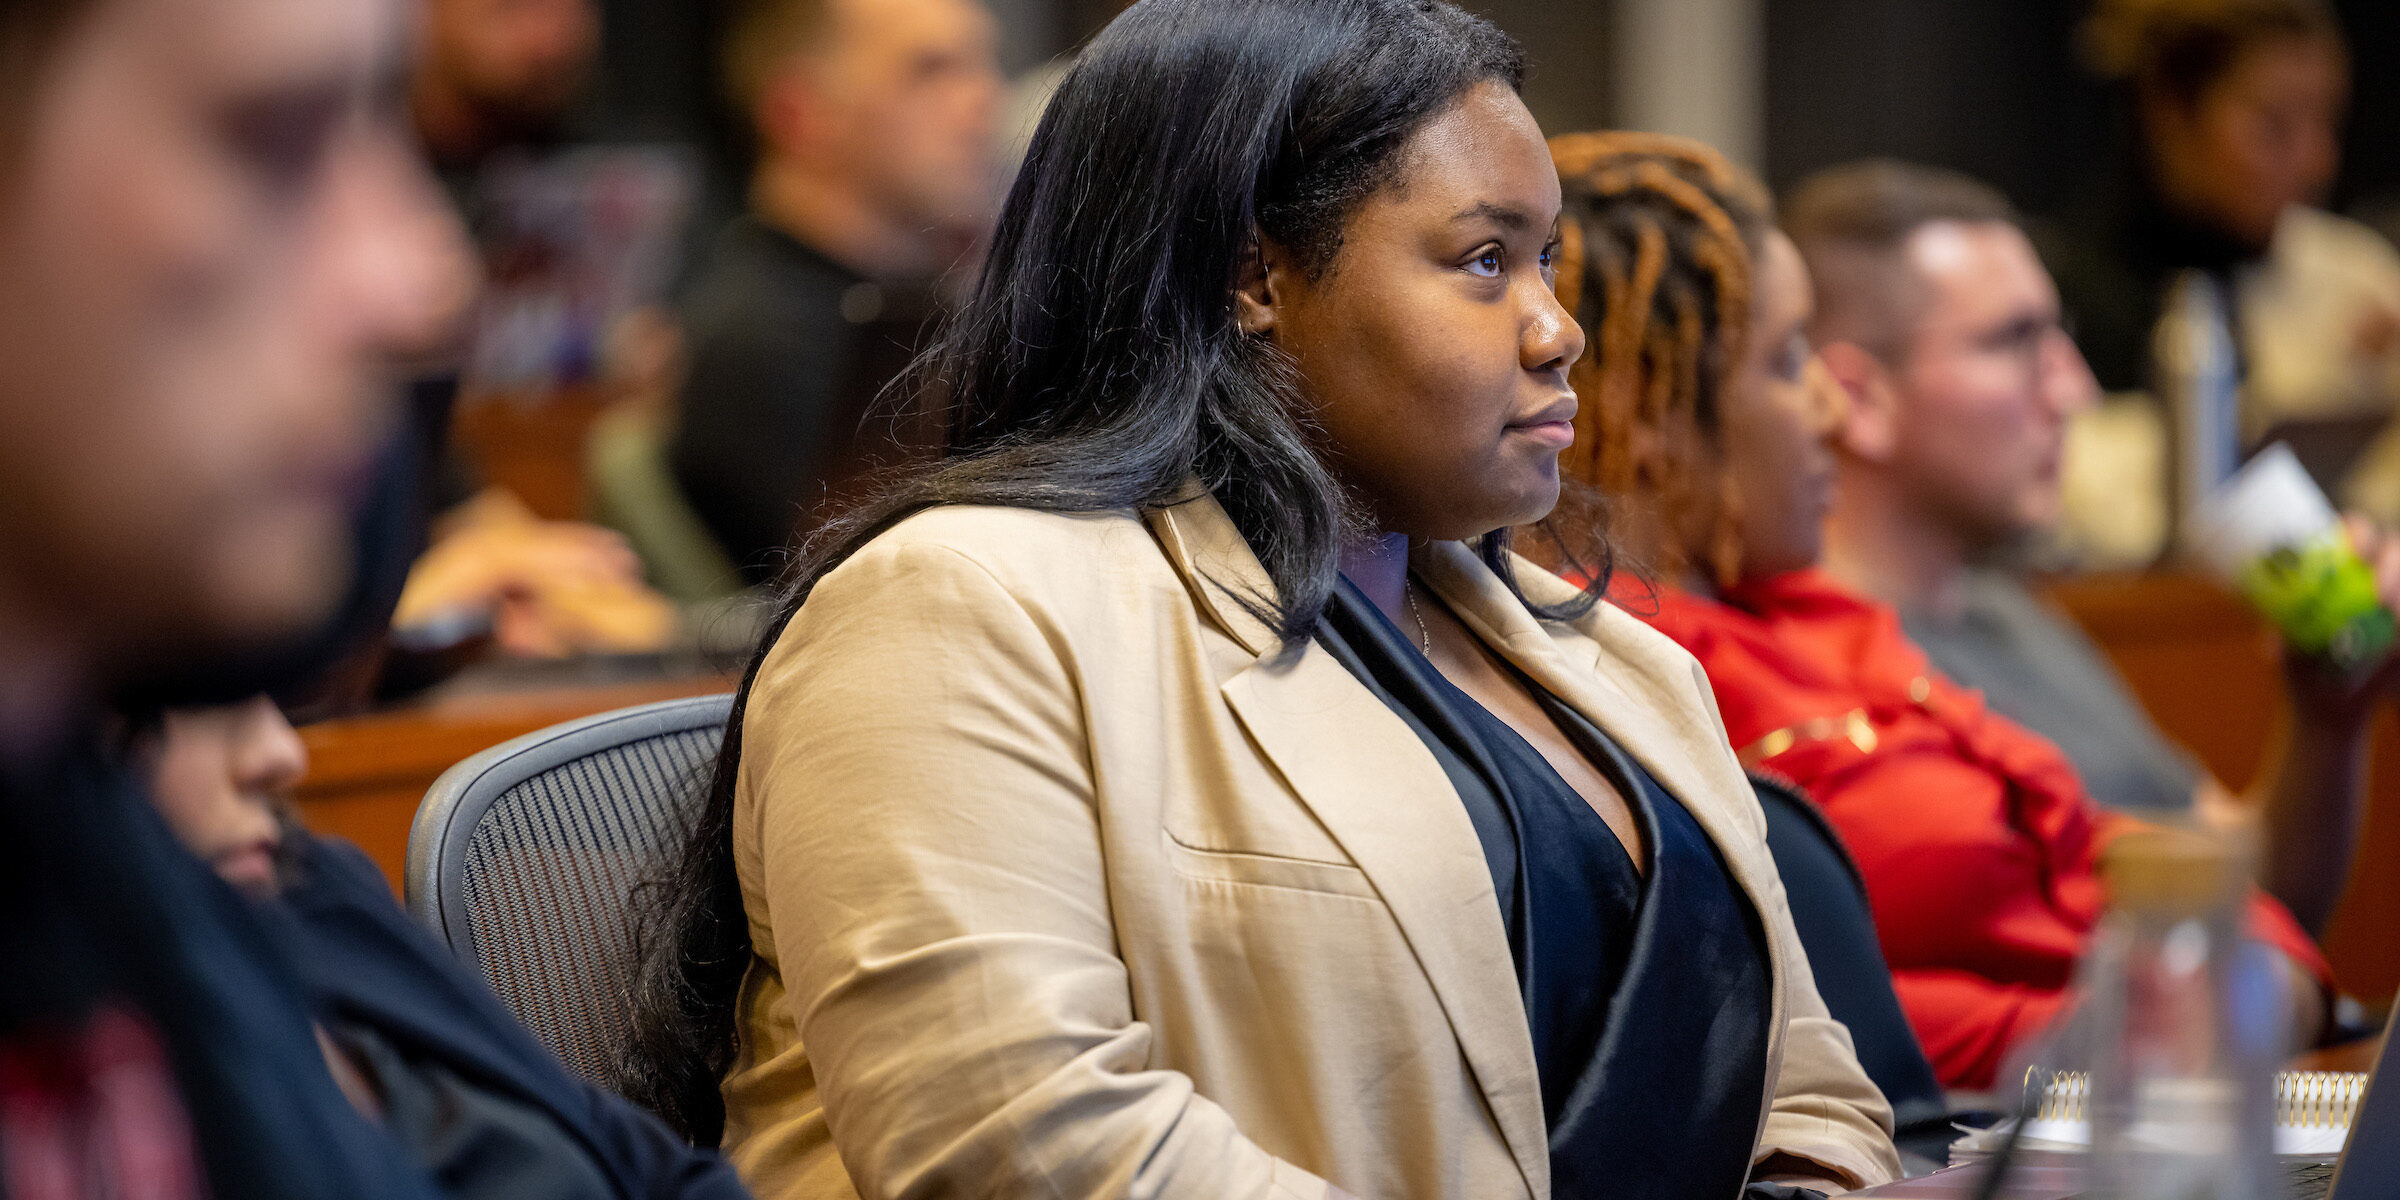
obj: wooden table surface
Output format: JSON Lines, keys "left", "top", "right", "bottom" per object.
{"left": 295, "top": 658, "right": 737, "bottom": 891}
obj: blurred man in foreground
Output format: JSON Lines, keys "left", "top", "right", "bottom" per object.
{"left": 1787, "top": 159, "right": 2398, "bottom": 935}
{"left": 0, "top": 0, "right": 468, "bottom": 1193}
{"left": 0, "top": 0, "right": 739, "bottom": 1196}
{"left": 670, "top": 0, "right": 1003, "bottom": 583}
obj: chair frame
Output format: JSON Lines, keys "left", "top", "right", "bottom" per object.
{"left": 406, "top": 692, "right": 734, "bottom": 961}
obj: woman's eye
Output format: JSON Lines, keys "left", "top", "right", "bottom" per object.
{"left": 1539, "top": 242, "right": 1559, "bottom": 278}
{"left": 1466, "top": 247, "right": 1505, "bottom": 278}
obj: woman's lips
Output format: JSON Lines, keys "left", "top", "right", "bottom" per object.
{"left": 214, "top": 839, "right": 282, "bottom": 894}
{"left": 1511, "top": 420, "right": 1577, "bottom": 449}
{"left": 1510, "top": 396, "right": 1580, "bottom": 449}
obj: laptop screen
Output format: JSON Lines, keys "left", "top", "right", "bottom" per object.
{"left": 2328, "top": 1010, "right": 2400, "bottom": 1200}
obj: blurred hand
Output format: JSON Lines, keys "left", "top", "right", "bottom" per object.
{"left": 394, "top": 488, "right": 677, "bottom": 657}
{"left": 2274, "top": 514, "right": 2400, "bottom": 731}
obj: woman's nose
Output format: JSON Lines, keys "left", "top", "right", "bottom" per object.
{"left": 230, "top": 696, "right": 310, "bottom": 798}
{"left": 1525, "top": 278, "right": 1586, "bottom": 374}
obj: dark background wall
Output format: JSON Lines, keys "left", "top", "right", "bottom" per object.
{"left": 1762, "top": 0, "right": 2399, "bottom": 220}
{"left": 1054, "top": 0, "right": 1616, "bottom": 138}
{"left": 1762, "top": 0, "right": 2111, "bottom": 213}
{"left": 586, "top": 0, "right": 2400, "bottom": 232}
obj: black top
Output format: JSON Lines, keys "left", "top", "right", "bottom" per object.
{"left": 1316, "top": 579, "right": 1775, "bottom": 1200}
{"left": 668, "top": 216, "right": 940, "bottom": 584}
{"left": 2033, "top": 172, "right": 2260, "bottom": 395}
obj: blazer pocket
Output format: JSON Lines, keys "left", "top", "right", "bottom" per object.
{"left": 1160, "top": 826, "right": 1380, "bottom": 900}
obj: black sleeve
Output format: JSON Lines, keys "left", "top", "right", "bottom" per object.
{"left": 276, "top": 834, "right": 751, "bottom": 1200}
{"left": 669, "top": 303, "right": 846, "bottom": 585}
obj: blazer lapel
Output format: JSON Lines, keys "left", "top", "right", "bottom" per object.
{"left": 1414, "top": 544, "right": 1789, "bottom": 989}
{"left": 1147, "top": 499, "right": 1550, "bottom": 1198}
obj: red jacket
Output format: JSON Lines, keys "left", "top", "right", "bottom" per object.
{"left": 1633, "top": 570, "right": 2328, "bottom": 1089}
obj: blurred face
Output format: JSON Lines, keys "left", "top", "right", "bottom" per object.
{"left": 2149, "top": 34, "right": 2346, "bottom": 249}
{"left": 0, "top": 0, "right": 471, "bottom": 686}
{"left": 1713, "top": 233, "right": 1845, "bottom": 583}
{"left": 1881, "top": 221, "right": 2096, "bottom": 550}
{"left": 148, "top": 696, "right": 307, "bottom": 897}
{"left": 804, "top": 0, "right": 1002, "bottom": 233}
{"left": 1249, "top": 82, "right": 1584, "bottom": 541}
{"left": 420, "top": 0, "right": 599, "bottom": 130}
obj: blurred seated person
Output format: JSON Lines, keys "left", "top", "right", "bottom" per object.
{"left": 1786, "top": 159, "right": 2399, "bottom": 936}
{"left": 668, "top": 0, "right": 1002, "bottom": 584}
{"left": 2037, "top": 0, "right": 2400, "bottom": 522}
{"left": 136, "top": 696, "right": 747, "bottom": 1200}
{"left": 392, "top": 0, "right": 686, "bottom": 664}
{"left": 1543, "top": 131, "right": 2336, "bottom": 1091}
{"left": 413, "top": 0, "right": 600, "bottom": 204}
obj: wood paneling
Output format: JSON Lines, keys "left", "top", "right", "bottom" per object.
{"left": 2044, "top": 571, "right": 2400, "bottom": 1002}
{"left": 449, "top": 387, "right": 610, "bottom": 522}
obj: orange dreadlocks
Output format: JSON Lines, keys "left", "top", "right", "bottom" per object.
{"left": 1548, "top": 131, "right": 1771, "bottom": 588}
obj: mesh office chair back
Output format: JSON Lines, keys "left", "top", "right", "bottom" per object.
{"left": 407, "top": 693, "right": 734, "bottom": 1086}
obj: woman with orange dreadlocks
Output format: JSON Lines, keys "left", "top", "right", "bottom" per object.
{"left": 1544, "top": 132, "right": 2332, "bottom": 1092}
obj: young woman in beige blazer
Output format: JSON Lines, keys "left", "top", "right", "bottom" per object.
{"left": 626, "top": 2, "right": 1903, "bottom": 1197}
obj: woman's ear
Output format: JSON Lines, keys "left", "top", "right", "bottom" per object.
{"left": 1232, "top": 236, "right": 1286, "bottom": 336}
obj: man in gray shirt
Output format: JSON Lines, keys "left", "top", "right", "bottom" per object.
{"left": 1784, "top": 159, "right": 2399, "bottom": 935}
{"left": 1903, "top": 568, "right": 2198, "bottom": 816}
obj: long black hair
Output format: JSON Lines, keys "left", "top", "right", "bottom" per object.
{"left": 621, "top": 0, "right": 1608, "bottom": 1141}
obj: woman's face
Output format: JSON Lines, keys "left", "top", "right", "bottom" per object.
{"left": 148, "top": 695, "right": 308, "bottom": 897}
{"left": 2149, "top": 34, "right": 2345, "bottom": 249}
{"left": 1710, "top": 232, "right": 1844, "bottom": 584}
{"left": 1244, "top": 81, "right": 1584, "bottom": 542}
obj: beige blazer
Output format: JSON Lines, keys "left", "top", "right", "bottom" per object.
{"left": 722, "top": 492, "right": 1900, "bottom": 1200}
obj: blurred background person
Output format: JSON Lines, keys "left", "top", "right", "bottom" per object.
{"left": 414, "top": 0, "right": 603, "bottom": 202}
{"left": 136, "top": 694, "right": 747, "bottom": 1199}
{"left": 0, "top": 0, "right": 480, "bottom": 1193}
{"left": 1787, "top": 158, "right": 2399, "bottom": 936}
{"left": 1543, "top": 131, "right": 2335, "bottom": 1091}
{"left": 349, "top": 0, "right": 687, "bottom": 677}
{"left": 2036, "top": 0, "right": 2400, "bottom": 534}
{"left": 666, "top": 0, "right": 1003, "bottom": 585}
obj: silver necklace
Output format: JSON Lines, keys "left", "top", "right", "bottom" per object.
{"left": 1403, "top": 581, "right": 1432, "bottom": 656}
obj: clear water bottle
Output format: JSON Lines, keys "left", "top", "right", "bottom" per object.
{"left": 2074, "top": 828, "right": 2288, "bottom": 1200}
{"left": 2154, "top": 270, "right": 2244, "bottom": 555}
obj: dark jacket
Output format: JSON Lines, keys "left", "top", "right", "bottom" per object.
{"left": 0, "top": 742, "right": 441, "bottom": 1200}
{"left": 274, "top": 833, "right": 749, "bottom": 1200}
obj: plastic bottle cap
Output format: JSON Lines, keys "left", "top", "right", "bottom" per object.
{"left": 2099, "top": 827, "right": 2247, "bottom": 916}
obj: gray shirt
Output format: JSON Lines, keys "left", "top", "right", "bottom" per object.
{"left": 1901, "top": 569, "right": 2201, "bottom": 817}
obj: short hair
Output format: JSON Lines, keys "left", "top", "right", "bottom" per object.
{"left": 0, "top": 0, "right": 103, "bottom": 161}
{"left": 2083, "top": 0, "right": 2343, "bottom": 111}
{"left": 722, "top": 0, "right": 831, "bottom": 118}
{"left": 1781, "top": 158, "right": 2017, "bottom": 358}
